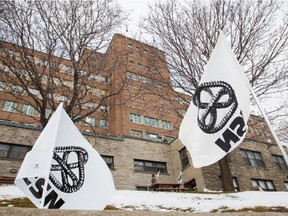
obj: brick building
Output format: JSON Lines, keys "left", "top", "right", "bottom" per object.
{"left": 0, "top": 34, "right": 287, "bottom": 191}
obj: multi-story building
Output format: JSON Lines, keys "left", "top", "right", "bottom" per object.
{"left": 0, "top": 34, "right": 287, "bottom": 191}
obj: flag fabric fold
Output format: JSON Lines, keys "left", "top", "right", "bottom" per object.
{"left": 179, "top": 32, "right": 250, "bottom": 168}
{"left": 15, "top": 103, "right": 115, "bottom": 210}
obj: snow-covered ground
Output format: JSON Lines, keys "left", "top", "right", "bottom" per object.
{"left": 0, "top": 185, "right": 288, "bottom": 212}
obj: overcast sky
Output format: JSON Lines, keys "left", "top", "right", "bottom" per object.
{"left": 116, "top": 0, "right": 155, "bottom": 40}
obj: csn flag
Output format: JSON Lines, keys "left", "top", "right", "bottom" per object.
{"left": 15, "top": 103, "right": 115, "bottom": 210}
{"left": 179, "top": 32, "right": 250, "bottom": 168}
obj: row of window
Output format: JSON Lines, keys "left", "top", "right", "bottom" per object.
{"left": 127, "top": 43, "right": 156, "bottom": 56}
{"left": 85, "top": 116, "right": 109, "bottom": 129}
{"left": 1, "top": 143, "right": 287, "bottom": 191}
{"left": 0, "top": 142, "right": 168, "bottom": 174}
{"left": 0, "top": 80, "right": 107, "bottom": 98}
{"left": 1, "top": 54, "right": 110, "bottom": 84}
{"left": 130, "top": 129, "right": 174, "bottom": 143}
{"left": 178, "top": 147, "right": 288, "bottom": 171}
{"left": 0, "top": 143, "right": 31, "bottom": 160}
{"left": 2, "top": 101, "right": 51, "bottom": 117}
{"left": 128, "top": 60, "right": 160, "bottom": 74}
{"left": 129, "top": 113, "right": 173, "bottom": 130}
{"left": 1, "top": 100, "right": 109, "bottom": 129}
{"left": 240, "top": 149, "right": 288, "bottom": 170}
{"left": 126, "top": 71, "right": 166, "bottom": 88}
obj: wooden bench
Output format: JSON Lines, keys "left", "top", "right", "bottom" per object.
{"left": 0, "top": 176, "right": 15, "bottom": 184}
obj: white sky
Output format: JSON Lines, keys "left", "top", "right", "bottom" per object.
{"left": 116, "top": 0, "right": 156, "bottom": 39}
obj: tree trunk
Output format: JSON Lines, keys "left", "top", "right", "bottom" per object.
{"left": 219, "top": 154, "right": 234, "bottom": 192}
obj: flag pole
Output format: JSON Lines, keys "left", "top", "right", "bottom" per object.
{"left": 221, "top": 31, "right": 288, "bottom": 167}
{"left": 249, "top": 88, "right": 288, "bottom": 167}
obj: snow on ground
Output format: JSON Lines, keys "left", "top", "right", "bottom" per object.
{"left": 0, "top": 185, "right": 288, "bottom": 212}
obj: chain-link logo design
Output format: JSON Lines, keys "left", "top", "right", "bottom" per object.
{"left": 193, "top": 81, "right": 238, "bottom": 134}
{"left": 49, "top": 146, "right": 88, "bottom": 193}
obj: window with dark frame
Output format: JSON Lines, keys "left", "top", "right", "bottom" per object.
{"left": 251, "top": 179, "right": 276, "bottom": 191}
{"left": 284, "top": 181, "right": 288, "bottom": 190}
{"left": 0, "top": 143, "right": 31, "bottom": 160}
{"left": 134, "top": 159, "right": 167, "bottom": 173}
{"left": 129, "top": 113, "right": 141, "bottom": 124}
{"left": 272, "top": 154, "right": 288, "bottom": 170}
{"left": 240, "top": 149, "right": 266, "bottom": 167}
{"left": 101, "top": 155, "right": 114, "bottom": 170}
{"left": 179, "top": 147, "right": 190, "bottom": 170}
{"left": 3, "top": 101, "right": 17, "bottom": 112}
{"left": 232, "top": 177, "right": 240, "bottom": 192}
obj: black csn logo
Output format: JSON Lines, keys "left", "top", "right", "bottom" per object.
{"left": 23, "top": 146, "right": 88, "bottom": 209}
{"left": 193, "top": 81, "right": 247, "bottom": 152}
{"left": 193, "top": 81, "right": 238, "bottom": 134}
{"left": 50, "top": 146, "right": 88, "bottom": 193}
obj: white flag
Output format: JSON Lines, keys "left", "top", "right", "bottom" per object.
{"left": 179, "top": 32, "right": 250, "bottom": 168}
{"left": 155, "top": 170, "right": 160, "bottom": 180}
{"left": 14, "top": 103, "right": 115, "bottom": 210}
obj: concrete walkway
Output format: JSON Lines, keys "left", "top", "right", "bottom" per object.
{"left": 0, "top": 208, "right": 287, "bottom": 216}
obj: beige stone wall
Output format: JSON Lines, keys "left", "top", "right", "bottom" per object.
{"left": 229, "top": 140, "right": 288, "bottom": 191}
{"left": 0, "top": 124, "right": 39, "bottom": 177}
{"left": 0, "top": 124, "right": 178, "bottom": 190}
{"left": 170, "top": 138, "right": 288, "bottom": 192}
{"left": 1, "top": 123, "right": 287, "bottom": 192}
{"left": 87, "top": 135, "right": 178, "bottom": 190}
{"left": 170, "top": 139, "right": 206, "bottom": 191}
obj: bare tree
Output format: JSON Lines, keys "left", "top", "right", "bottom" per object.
{"left": 0, "top": 0, "right": 127, "bottom": 127}
{"left": 140, "top": 0, "right": 288, "bottom": 191}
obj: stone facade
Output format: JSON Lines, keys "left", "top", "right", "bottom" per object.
{"left": 1, "top": 119, "right": 288, "bottom": 191}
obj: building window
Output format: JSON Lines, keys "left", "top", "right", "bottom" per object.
{"left": 22, "top": 104, "right": 35, "bottom": 116}
{"left": 100, "top": 105, "right": 109, "bottom": 112}
{"left": 136, "top": 186, "right": 148, "bottom": 191}
{"left": 134, "top": 159, "right": 167, "bottom": 173}
{"left": 58, "top": 95, "right": 68, "bottom": 103}
{"left": 87, "top": 102, "right": 97, "bottom": 110}
{"left": 0, "top": 81, "right": 6, "bottom": 91}
{"left": 145, "top": 133, "right": 161, "bottom": 141}
{"left": 240, "top": 149, "right": 265, "bottom": 167}
{"left": 144, "top": 116, "right": 159, "bottom": 127}
{"left": 233, "top": 177, "right": 240, "bottom": 192}
{"left": 129, "top": 113, "right": 141, "bottom": 124}
{"left": 45, "top": 109, "right": 52, "bottom": 118}
{"left": 64, "top": 66, "right": 73, "bottom": 75}
{"left": 28, "top": 88, "right": 39, "bottom": 96}
{"left": 0, "top": 143, "right": 31, "bottom": 160}
{"left": 284, "top": 181, "right": 288, "bottom": 190}
{"left": 101, "top": 155, "right": 114, "bottom": 170}
{"left": 162, "top": 120, "right": 173, "bottom": 130}
{"left": 272, "top": 155, "right": 288, "bottom": 170}
{"left": 179, "top": 147, "right": 190, "bottom": 170}
{"left": 37, "top": 59, "right": 47, "bottom": 67}
{"left": 126, "top": 71, "right": 138, "bottom": 80}
{"left": 251, "top": 179, "right": 276, "bottom": 191}
{"left": 99, "top": 119, "right": 109, "bottom": 129}
{"left": 130, "top": 129, "right": 143, "bottom": 138}
{"left": 85, "top": 116, "right": 96, "bottom": 126}
{"left": 3, "top": 101, "right": 17, "bottom": 112}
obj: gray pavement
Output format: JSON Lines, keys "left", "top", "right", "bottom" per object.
{"left": 0, "top": 208, "right": 287, "bottom": 216}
